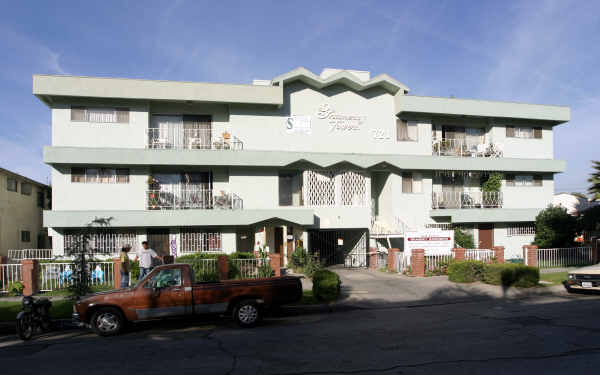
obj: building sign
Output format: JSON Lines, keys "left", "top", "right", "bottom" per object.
{"left": 285, "top": 115, "right": 312, "bottom": 134}
{"left": 404, "top": 230, "right": 454, "bottom": 259}
{"left": 316, "top": 104, "right": 366, "bottom": 132}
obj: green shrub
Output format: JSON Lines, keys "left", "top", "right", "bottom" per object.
{"left": 447, "top": 260, "right": 485, "bottom": 283}
{"left": 312, "top": 270, "right": 341, "bottom": 302}
{"left": 288, "top": 247, "right": 323, "bottom": 278}
{"left": 483, "top": 263, "right": 540, "bottom": 288}
{"left": 8, "top": 281, "right": 24, "bottom": 296}
{"left": 534, "top": 205, "right": 579, "bottom": 248}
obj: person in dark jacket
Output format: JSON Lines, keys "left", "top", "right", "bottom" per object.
{"left": 120, "top": 245, "right": 132, "bottom": 288}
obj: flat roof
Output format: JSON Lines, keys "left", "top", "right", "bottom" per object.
{"left": 33, "top": 74, "right": 284, "bottom": 106}
{"left": 396, "top": 95, "right": 570, "bottom": 124}
{"left": 0, "top": 166, "right": 48, "bottom": 188}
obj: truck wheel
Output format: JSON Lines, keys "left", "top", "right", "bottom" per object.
{"left": 233, "top": 300, "right": 261, "bottom": 328}
{"left": 91, "top": 307, "right": 124, "bottom": 336}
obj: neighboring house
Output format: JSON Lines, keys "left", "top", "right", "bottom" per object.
{"left": 0, "top": 167, "right": 51, "bottom": 256}
{"left": 553, "top": 193, "right": 599, "bottom": 216}
{"left": 34, "top": 67, "right": 569, "bottom": 262}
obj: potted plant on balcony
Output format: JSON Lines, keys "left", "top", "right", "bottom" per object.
{"left": 480, "top": 173, "right": 503, "bottom": 208}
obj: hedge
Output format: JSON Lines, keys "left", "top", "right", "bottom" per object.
{"left": 175, "top": 251, "right": 266, "bottom": 281}
{"left": 312, "top": 270, "right": 341, "bottom": 302}
{"left": 483, "top": 263, "right": 540, "bottom": 288}
{"left": 447, "top": 260, "right": 485, "bottom": 283}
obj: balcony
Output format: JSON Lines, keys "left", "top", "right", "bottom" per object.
{"left": 432, "top": 191, "right": 503, "bottom": 209}
{"left": 146, "top": 187, "right": 243, "bottom": 210}
{"left": 432, "top": 139, "right": 503, "bottom": 158}
{"left": 146, "top": 128, "right": 243, "bottom": 150}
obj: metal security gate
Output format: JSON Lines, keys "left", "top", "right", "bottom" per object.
{"left": 308, "top": 230, "right": 367, "bottom": 267}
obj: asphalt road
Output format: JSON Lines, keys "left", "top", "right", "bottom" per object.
{"left": 1, "top": 292, "right": 600, "bottom": 375}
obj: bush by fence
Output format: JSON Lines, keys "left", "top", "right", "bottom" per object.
{"left": 447, "top": 260, "right": 485, "bottom": 283}
{"left": 312, "top": 270, "right": 341, "bottom": 302}
{"left": 483, "top": 263, "right": 539, "bottom": 288}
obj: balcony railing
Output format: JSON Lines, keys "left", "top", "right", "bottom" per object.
{"left": 146, "top": 128, "right": 243, "bottom": 150}
{"left": 432, "top": 139, "right": 503, "bottom": 158}
{"left": 432, "top": 191, "right": 503, "bottom": 209}
{"left": 146, "top": 188, "right": 243, "bottom": 210}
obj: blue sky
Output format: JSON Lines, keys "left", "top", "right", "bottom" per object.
{"left": 0, "top": 0, "right": 598, "bottom": 193}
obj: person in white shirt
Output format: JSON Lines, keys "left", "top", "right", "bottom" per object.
{"left": 135, "top": 241, "right": 159, "bottom": 279}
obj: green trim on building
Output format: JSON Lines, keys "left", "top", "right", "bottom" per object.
{"left": 44, "top": 146, "right": 566, "bottom": 173}
{"left": 43, "top": 209, "right": 315, "bottom": 228}
{"left": 429, "top": 208, "right": 542, "bottom": 223}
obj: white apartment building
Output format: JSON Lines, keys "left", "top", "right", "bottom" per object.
{"left": 35, "top": 67, "right": 569, "bottom": 264}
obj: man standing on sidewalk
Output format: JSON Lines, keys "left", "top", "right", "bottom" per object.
{"left": 136, "top": 241, "right": 159, "bottom": 279}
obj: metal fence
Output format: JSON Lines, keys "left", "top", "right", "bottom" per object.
{"left": 146, "top": 188, "right": 243, "bottom": 210}
{"left": 432, "top": 191, "right": 503, "bottom": 209}
{"left": 424, "top": 253, "right": 454, "bottom": 273}
{"left": 344, "top": 252, "right": 368, "bottom": 268}
{"left": 394, "top": 252, "right": 409, "bottom": 273}
{"left": 146, "top": 128, "right": 244, "bottom": 150}
{"left": 0, "top": 264, "right": 22, "bottom": 293}
{"left": 376, "top": 252, "right": 388, "bottom": 269}
{"left": 39, "top": 262, "right": 114, "bottom": 292}
{"left": 7, "top": 249, "right": 53, "bottom": 261}
{"left": 537, "top": 247, "right": 594, "bottom": 269}
{"left": 230, "top": 258, "right": 270, "bottom": 279}
{"left": 465, "top": 249, "right": 495, "bottom": 262}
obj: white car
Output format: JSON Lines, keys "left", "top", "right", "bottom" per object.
{"left": 567, "top": 265, "right": 600, "bottom": 291}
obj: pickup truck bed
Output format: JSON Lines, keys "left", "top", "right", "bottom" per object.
{"left": 73, "top": 263, "right": 302, "bottom": 336}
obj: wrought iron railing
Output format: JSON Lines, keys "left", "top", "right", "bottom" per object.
{"left": 432, "top": 191, "right": 503, "bottom": 209}
{"left": 39, "top": 262, "right": 114, "bottom": 292}
{"left": 432, "top": 138, "right": 503, "bottom": 158}
{"left": 465, "top": 249, "right": 495, "bottom": 262}
{"left": 146, "top": 128, "right": 243, "bottom": 150}
{"left": 146, "top": 188, "right": 243, "bottom": 210}
{"left": 8, "top": 249, "right": 53, "bottom": 260}
{"left": 537, "top": 247, "right": 595, "bottom": 269}
{"left": 0, "top": 264, "right": 22, "bottom": 293}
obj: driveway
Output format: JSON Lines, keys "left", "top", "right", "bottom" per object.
{"left": 330, "top": 267, "right": 569, "bottom": 308}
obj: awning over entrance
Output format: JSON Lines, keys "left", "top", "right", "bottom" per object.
{"left": 43, "top": 209, "right": 315, "bottom": 228}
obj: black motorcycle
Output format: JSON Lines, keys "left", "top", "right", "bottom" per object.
{"left": 16, "top": 296, "right": 53, "bottom": 341}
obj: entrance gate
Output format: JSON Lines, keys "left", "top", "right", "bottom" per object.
{"left": 308, "top": 230, "right": 367, "bottom": 267}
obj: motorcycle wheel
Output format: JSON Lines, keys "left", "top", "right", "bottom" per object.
{"left": 16, "top": 314, "right": 34, "bottom": 341}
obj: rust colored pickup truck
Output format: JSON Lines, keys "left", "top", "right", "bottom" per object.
{"left": 73, "top": 263, "right": 302, "bottom": 336}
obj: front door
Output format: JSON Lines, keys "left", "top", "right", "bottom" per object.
{"left": 479, "top": 224, "right": 494, "bottom": 249}
{"left": 236, "top": 227, "right": 255, "bottom": 253}
{"left": 134, "top": 268, "right": 190, "bottom": 319}
{"left": 147, "top": 229, "right": 170, "bottom": 256}
{"left": 274, "top": 227, "right": 284, "bottom": 254}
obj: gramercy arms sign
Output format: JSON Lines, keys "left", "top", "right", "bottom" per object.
{"left": 316, "top": 104, "right": 366, "bottom": 132}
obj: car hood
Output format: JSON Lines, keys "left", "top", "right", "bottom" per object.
{"left": 79, "top": 288, "right": 132, "bottom": 303}
{"left": 569, "top": 265, "right": 600, "bottom": 275}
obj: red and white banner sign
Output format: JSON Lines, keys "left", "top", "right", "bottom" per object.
{"left": 404, "top": 230, "right": 454, "bottom": 257}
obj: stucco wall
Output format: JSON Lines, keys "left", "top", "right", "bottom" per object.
{"left": 502, "top": 174, "right": 554, "bottom": 209}
{"left": 492, "top": 223, "right": 534, "bottom": 260}
{"left": 0, "top": 171, "right": 47, "bottom": 256}
{"left": 52, "top": 166, "right": 149, "bottom": 211}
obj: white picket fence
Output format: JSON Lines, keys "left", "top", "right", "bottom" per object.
{"left": 8, "top": 249, "right": 53, "bottom": 260}
{"left": 537, "top": 247, "right": 594, "bottom": 269}
{"left": 465, "top": 249, "right": 495, "bottom": 262}
{"left": 0, "top": 264, "right": 23, "bottom": 293}
{"left": 230, "top": 258, "right": 269, "bottom": 279}
{"left": 39, "top": 262, "right": 114, "bottom": 291}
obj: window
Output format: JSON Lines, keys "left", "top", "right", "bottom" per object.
{"left": 21, "top": 230, "right": 31, "bottom": 242}
{"left": 64, "top": 230, "right": 136, "bottom": 254}
{"left": 402, "top": 172, "right": 422, "bottom": 193}
{"left": 279, "top": 172, "right": 303, "bottom": 206}
{"left": 86, "top": 168, "right": 99, "bottom": 183}
{"left": 71, "top": 106, "right": 129, "bottom": 123}
{"left": 506, "top": 126, "right": 542, "bottom": 139}
{"left": 180, "top": 229, "right": 222, "bottom": 253}
{"left": 116, "top": 169, "right": 130, "bottom": 183}
{"left": 7, "top": 177, "right": 17, "bottom": 192}
{"left": 396, "top": 119, "right": 418, "bottom": 141}
{"left": 506, "top": 174, "right": 543, "bottom": 187}
{"left": 71, "top": 168, "right": 130, "bottom": 184}
{"left": 71, "top": 168, "right": 85, "bottom": 183}
{"left": 507, "top": 223, "right": 536, "bottom": 236}
{"left": 21, "top": 182, "right": 32, "bottom": 195}
{"left": 37, "top": 191, "right": 44, "bottom": 208}
{"left": 145, "top": 269, "right": 182, "bottom": 288}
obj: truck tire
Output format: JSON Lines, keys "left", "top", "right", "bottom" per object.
{"left": 233, "top": 299, "right": 261, "bottom": 328}
{"left": 91, "top": 307, "right": 124, "bottom": 337}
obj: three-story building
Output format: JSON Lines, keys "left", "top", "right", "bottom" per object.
{"left": 35, "top": 67, "right": 568, "bottom": 264}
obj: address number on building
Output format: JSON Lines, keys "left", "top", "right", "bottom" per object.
{"left": 371, "top": 128, "right": 391, "bottom": 140}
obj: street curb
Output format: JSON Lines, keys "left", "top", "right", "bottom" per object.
{"left": 0, "top": 318, "right": 75, "bottom": 335}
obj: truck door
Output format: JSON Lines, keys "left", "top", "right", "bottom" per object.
{"left": 134, "top": 268, "right": 192, "bottom": 319}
